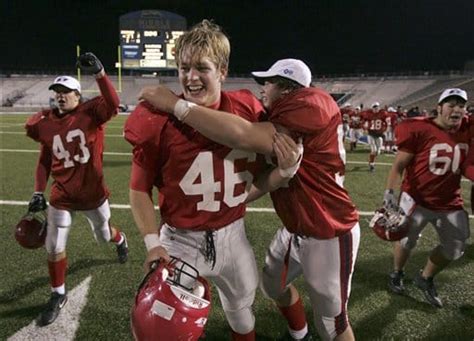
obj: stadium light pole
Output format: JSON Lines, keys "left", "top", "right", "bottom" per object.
{"left": 76, "top": 45, "right": 81, "bottom": 82}
{"left": 116, "top": 45, "right": 122, "bottom": 93}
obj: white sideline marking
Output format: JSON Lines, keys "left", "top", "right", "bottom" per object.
{"left": 0, "top": 149, "right": 131, "bottom": 156}
{"left": 0, "top": 131, "right": 125, "bottom": 137}
{"left": 7, "top": 276, "right": 92, "bottom": 341}
{"left": 1, "top": 200, "right": 473, "bottom": 218}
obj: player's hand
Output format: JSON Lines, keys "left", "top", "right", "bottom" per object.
{"left": 144, "top": 245, "right": 171, "bottom": 273}
{"left": 383, "top": 189, "right": 396, "bottom": 209}
{"left": 28, "top": 192, "right": 47, "bottom": 212}
{"left": 138, "top": 85, "right": 179, "bottom": 114}
{"left": 76, "top": 52, "right": 104, "bottom": 74}
{"left": 274, "top": 133, "right": 303, "bottom": 178}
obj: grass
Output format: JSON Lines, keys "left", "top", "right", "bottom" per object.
{"left": 0, "top": 113, "right": 473, "bottom": 340}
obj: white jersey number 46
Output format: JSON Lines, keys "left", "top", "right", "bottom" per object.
{"left": 179, "top": 150, "right": 256, "bottom": 212}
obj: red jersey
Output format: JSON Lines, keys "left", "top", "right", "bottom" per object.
{"left": 396, "top": 117, "right": 471, "bottom": 210}
{"left": 25, "top": 75, "right": 119, "bottom": 210}
{"left": 386, "top": 112, "right": 399, "bottom": 129}
{"left": 349, "top": 111, "right": 363, "bottom": 129}
{"left": 340, "top": 107, "right": 353, "bottom": 124}
{"left": 268, "top": 87, "right": 359, "bottom": 239}
{"left": 124, "top": 90, "right": 265, "bottom": 231}
{"left": 361, "top": 109, "right": 388, "bottom": 135}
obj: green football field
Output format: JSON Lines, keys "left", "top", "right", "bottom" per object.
{"left": 1, "top": 113, "right": 473, "bottom": 340}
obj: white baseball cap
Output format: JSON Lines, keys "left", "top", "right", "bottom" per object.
{"left": 438, "top": 88, "right": 467, "bottom": 104}
{"left": 252, "top": 58, "right": 312, "bottom": 87}
{"left": 49, "top": 76, "right": 81, "bottom": 93}
{"left": 372, "top": 101, "right": 380, "bottom": 108}
{"left": 388, "top": 106, "right": 396, "bottom": 112}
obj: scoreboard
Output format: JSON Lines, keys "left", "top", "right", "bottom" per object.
{"left": 119, "top": 10, "right": 187, "bottom": 70}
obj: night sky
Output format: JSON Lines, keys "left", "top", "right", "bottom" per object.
{"left": 2, "top": 0, "right": 474, "bottom": 76}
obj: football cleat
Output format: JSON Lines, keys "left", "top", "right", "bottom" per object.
{"left": 116, "top": 232, "right": 129, "bottom": 264}
{"left": 414, "top": 272, "right": 443, "bottom": 308}
{"left": 131, "top": 257, "right": 211, "bottom": 341}
{"left": 39, "top": 292, "right": 68, "bottom": 326}
{"left": 369, "top": 206, "right": 410, "bottom": 241}
{"left": 15, "top": 211, "right": 47, "bottom": 249}
{"left": 388, "top": 270, "right": 405, "bottom": 294}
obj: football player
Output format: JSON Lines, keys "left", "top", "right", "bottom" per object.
{"left": 384, "top": 107, "right": 399, "bottom": 153}
{"left": 348, "top": 106, "right": 363, "bottom": 152}
{"left": 139, "top": 59, "right": 360, "bottom": 341}
{"left": 361, "top": 102, "right": 388, "bottom": 171}
{"left": 124, "top": 21, "right": 301, "bottom": 341}
{"left": 383, "top": 88, "right": 470, "bottom": 308}
{"left": 340, "top": 103, "right": 353, "bottom": 143}
{"left": 25, "top": 52, "right": 128, "bottom": 326}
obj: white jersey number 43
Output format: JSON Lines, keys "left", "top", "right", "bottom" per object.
{"left": 179, "top": 150, "right": 256, "bottom": 212}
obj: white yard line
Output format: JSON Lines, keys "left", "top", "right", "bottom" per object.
{"left": 7, "top": 276, "right": 92, "bottom": 341}
{"left": 1, "top": 200, "right": 472, "bottom": 218}
{"left": 0, "top": 131, "right": 125, "bottom": 137}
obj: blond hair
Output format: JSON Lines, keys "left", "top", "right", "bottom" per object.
{"left": 175, "top": 19, "right": 230, "bottom": 71}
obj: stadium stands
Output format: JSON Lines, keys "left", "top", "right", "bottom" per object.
{"left": 1, "top": 74, "right": 473, "bottom": 112}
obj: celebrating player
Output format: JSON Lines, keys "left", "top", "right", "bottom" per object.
{"left": 124, "top": 20, "right": 301, "bottom": 341}
{"left": 140, "top": 58, "right": 360, "bottom": 341}
{"left": 348, "top": 106, "right": 363, "bottom": 152}
{"left": 25, "top": 52, "right": 128, "bottom": 326}
{"left": 384, "top": 88, "right": 470, "bottom": 308}
{"left": 361, "top": 102, "right": 388, "bottom": 171}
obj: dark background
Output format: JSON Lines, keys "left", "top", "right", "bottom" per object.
{"left": 2, "top": 0, "right": 473, "bottom": 76}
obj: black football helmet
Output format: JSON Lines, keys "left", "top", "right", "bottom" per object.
{"left": 15, "top": 211, "right": 47, "bottom": 249}
{"left": 131, "top": 256, "right": 211, "bottom": 341}
{"left": 369, "top": 206, "right": 410, "bottom": 241}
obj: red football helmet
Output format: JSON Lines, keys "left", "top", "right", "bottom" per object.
{"left": 369, "top": 206, "right": 410, "bottom": 241}
{"left": 15, "top": 211, "right": 47, "bottom": 249}
{"left": 131, "top": 257, "right": 211, "bottom": 341}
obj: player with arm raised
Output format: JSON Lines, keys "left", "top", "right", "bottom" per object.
{"left": 140, "top": 59, "right": 360, "bottom": 341}
{"left": 24, "top": 52, "right": 128, "bottom": 326}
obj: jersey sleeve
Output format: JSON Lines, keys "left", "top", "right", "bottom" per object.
{"left": 24, "top": 111, "right": 47, "bottom": 142}
{"left": 124, "top": 102, "right": 169, "bottom": 192}
{"left": 269, "top": 89, "right": 336, "bottom": 134}
{"left": 394, "top": 120, "right": 418, "bottom": 154}
{"left": 224, "top": 89, "right": 266, "bottom": 122}
{"left": 84, "top": 74, "right": 120, "bottom": 125}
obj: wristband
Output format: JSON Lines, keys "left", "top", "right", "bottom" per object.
{"left": 174, "top": 99, "right": 196, "bottom": 121}
{"left": 144, "top": 233, "right": 161, "bottom": 251}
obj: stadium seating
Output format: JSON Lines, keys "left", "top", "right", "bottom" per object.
{"left": 1, "top": 74, "right": 473, "bottom": 112}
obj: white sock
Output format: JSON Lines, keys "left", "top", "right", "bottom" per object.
{"left": 52, "top": 285, "right": 66, "bottom": 295}
{"left": 289, "top": 323, "right": 308, "bottom": 340}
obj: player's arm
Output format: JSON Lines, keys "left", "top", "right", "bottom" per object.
{"left": 77, "top": 52, "right": 120, "bottom": 119}
{"left": 383, "top": 150, "right": 413, "bottom": 207}
{"left": 139, "top": 85, "right": 276, "bottom": 154}
{"left": 129, "top": 162, "right": 171, "bottom": 272}
{"left": 246, "top": 134, "right": 303, "bottom": 203}
{"left": 29, "top": 144, "right": 51, "bottom": 212}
